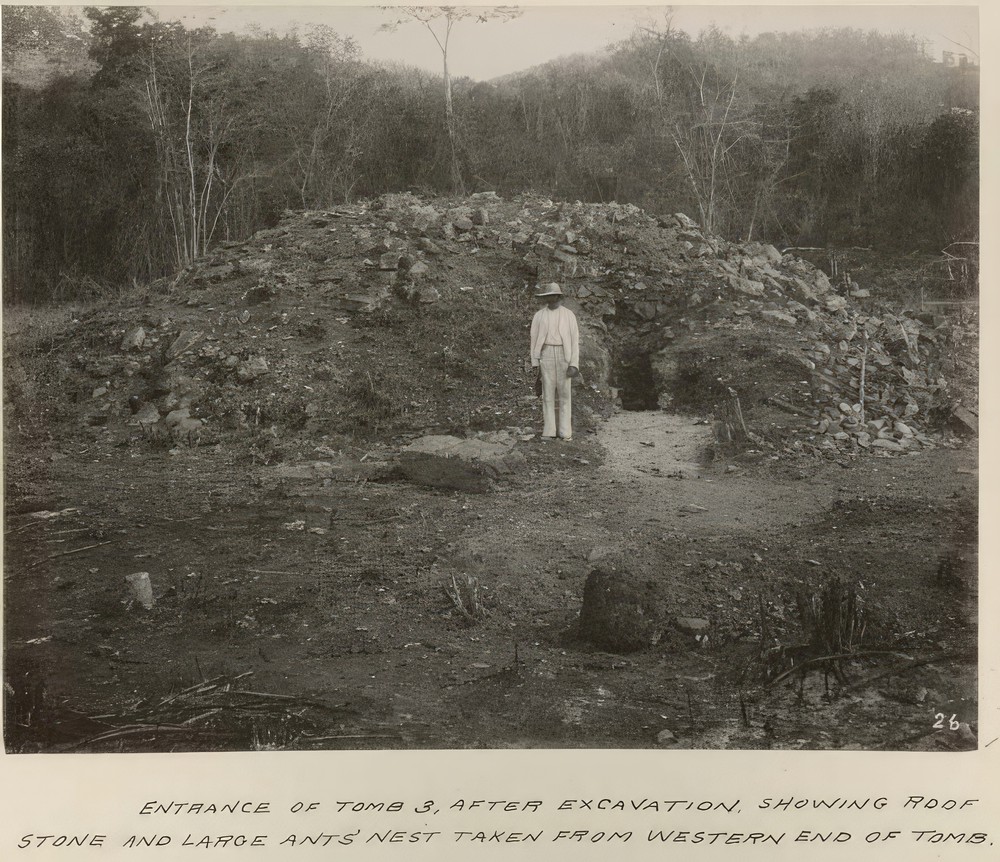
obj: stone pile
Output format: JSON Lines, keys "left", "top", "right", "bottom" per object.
{"left": 56, "top": 190, "right": 973, "bottom": 457}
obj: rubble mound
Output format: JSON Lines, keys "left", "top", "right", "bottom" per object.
{"left": 11, "top": 192, "right": 976, "bottom": 460}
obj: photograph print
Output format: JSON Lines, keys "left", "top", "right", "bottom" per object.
{"left": 1, "top": 4, "right": 980, "bottom": 753}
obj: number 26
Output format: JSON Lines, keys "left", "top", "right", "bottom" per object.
{"left": 933, "top": 713, "right": 960, "bottom": 730}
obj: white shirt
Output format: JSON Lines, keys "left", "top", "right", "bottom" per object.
{"left": 530, "top": 305, "right": 580, "bottom": 368}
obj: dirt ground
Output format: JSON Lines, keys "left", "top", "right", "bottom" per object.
{"left": 3, "top": 403, "right": 977, "bottom": 752}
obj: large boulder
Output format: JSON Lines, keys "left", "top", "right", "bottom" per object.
{"left": 398, "top": 434, "right": 526, "bottom": 493}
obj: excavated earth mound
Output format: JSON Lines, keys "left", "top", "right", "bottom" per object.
{"left": 7, "top": 192, "right": 977, "bottom": 463}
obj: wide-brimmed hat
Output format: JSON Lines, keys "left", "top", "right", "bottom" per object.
{"left": 535, "top": 283, "right": 563, "bottom": 297}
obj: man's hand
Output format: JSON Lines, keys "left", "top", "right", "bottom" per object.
{"left": 567, "top": 366, "right": 580, "bottom": 379}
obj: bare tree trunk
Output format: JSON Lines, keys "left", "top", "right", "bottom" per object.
{"left": 442, "top": 46, "right": 463, "bottom": 193}
{"left": 185, "top": 41, "right": 198, "bottom": 261}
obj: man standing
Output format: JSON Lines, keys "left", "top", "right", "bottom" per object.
{"left": 530, "top": 283, "right": 580, "bottom": 440}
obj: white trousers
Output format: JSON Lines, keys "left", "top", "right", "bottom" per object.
{"left": 540, "top": 344, "right": 572, "bottom": 438}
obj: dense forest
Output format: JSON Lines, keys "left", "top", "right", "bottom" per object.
{"left": 1, "top": 6, "right": 979, "bottom": 303}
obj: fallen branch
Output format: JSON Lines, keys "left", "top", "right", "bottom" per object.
{"left": 6, "top": 521, "right": 47, "bottom": 536}
{"left": 837, "top": 650, "right": 974, "bottom": 696}
{"left": 69, "top": 723, "right": 224, "bottom": 750}
{"left": 768, "top": 649, "right": 912, "bottom": 687}
{"left": 767, "top": 395, "right": 811, "bottom": 417}
{"left": 29, "top": 541, "right": 112, "bottom": 569}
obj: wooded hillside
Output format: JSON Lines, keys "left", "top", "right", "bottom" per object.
{"left": 2, "top": 6, "right": 978, "bottom": 303}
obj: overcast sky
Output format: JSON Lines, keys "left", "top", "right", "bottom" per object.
{"left": 155, "top": 4, "right": 979, "bottom": 81}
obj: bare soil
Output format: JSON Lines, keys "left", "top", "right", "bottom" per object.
{"left": 3, "top": 406, "right": 977, "bottom": 752}
{"left": 2, "top": 194, "right": 978, "bottom": 752}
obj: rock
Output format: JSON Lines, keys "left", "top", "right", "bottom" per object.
{"left": 405, "top": 434, "right": 509, "bottom": 458}
{"left": 471, "top": 208, "right": 489, "bottom": 226}
{"left": 409, "top": 261, "right": 430, "bottom": 277}
{"left": 164, "top": 408, "right": 190, "bottom": 430}
{"left": 160, "top": 372, "right": 202, "bottom": 410}
{"left": 760, "top": 309, "right": 796, "bottom": 325}
{"left": 237, "top": 356, "right": 269, "bottom": 383}
{"left": 578, "top": 566, "right": 665, "bottom": 653}
{"left": 415, "top": 286, "right": 440, "bottom": 304}
{"left": 855, "top": 432, "right": 871, "bottom": 447}
{"left": 534, "top": 233, "right": 557, "bottom": 252}
{"left": 871, "top": 438, "right": 903, "bottom": 452}
{"left": 825, "top": 294, "right": 848, "bottom": 312}
{"left": 949, "top": 405, "right": 978, "bottom": 436}
{"left": 378, "top": 251, "right": 400, "bottom": 271}
{"left": 632, "top": 301, "right": 658, "bottom": 321}
{"left": 412, "top": 212, "right": 434, "bottom": 234}
{"left": 167, "top": 329, "right": 205, "bottom": 360}
{"left": 453, "top": 217, "right": 474, "bottom": 232}
{"left": 125, "top": 571, "right": 154, "bottom": 610}
{"left": 399, "top": 434, "right": 525, "bottom": 493}
{"left": 894, "top": 421, "right": 914, "bottom": 437}
{"left": 129, "top": 404, "right": 161, "bottom": 426}
{"left": 335, "top": 290, "right": 388, "bottom": 313}
{"left": 850, "top": 288, "right": 871, "bottom": 298}
{"left": 813, "top": 270, "right": 833, "bottom": 293}
{"left": 730, "top": 276, "right": 765, "bottom": 296}
{"left": 121, "top": 326, "right": 146, "bottom": 352}
{"left": 674, "top": 616, "right": 710, "bottom": 633}
{"left": 92, "top": 386, "right": 108, "bottom": 399}
{"left": 411, "top": 206, "right": 440, "bottom": 234}
{"left": 471, "top": 191, "right": 499, "bottom": 200}
{"left": 788, "top": 303, "right": 818, "bottom": 325}
{"left": 679, "top": 504, "right": 708, "bottom": 514}
{"left": 656, "top": 729, "right": 678, "bottom": 746}
{"left": 762, "top": 244, "right": 782, "bottom": 264}
{"left": 417, "top": 237, "right": 443, "bottom": 255}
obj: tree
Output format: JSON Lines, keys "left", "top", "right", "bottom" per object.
{"left": 84, "top": 5, "right": 151, "bottom": 87}
{"left": 378, "top": 6, "right": 520, "bottom": 192}
{"left": 271, "top": 25, "right": 372, "bottom": 206}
